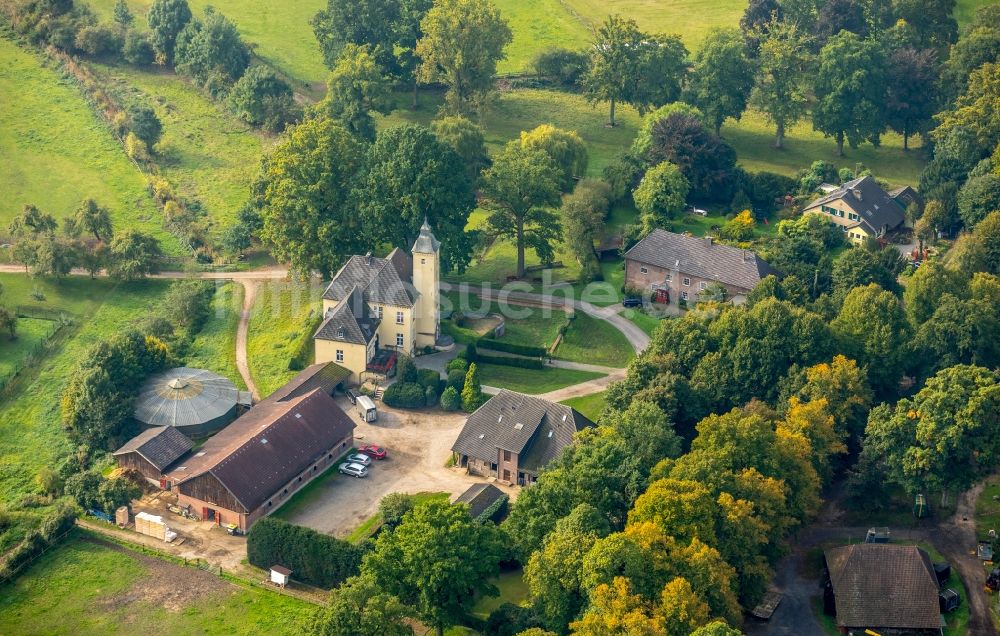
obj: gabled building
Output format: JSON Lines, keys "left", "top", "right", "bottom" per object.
{"left": 451, "top": 390, "right": 594, "bottom": 486}
{"left": 114, "top": 362, "right": 356, "bottom": 532}
{"left": 314, "top": 220, "right": 441, "bottom": 384}
{"left": 802, "top": 176, "right": 907, "bottom": 243}
{"left": 624, "top": 229, "right": 776, "bottom": 303}
{"left": 823, "top": 543, "right": 942, "bottom": 634}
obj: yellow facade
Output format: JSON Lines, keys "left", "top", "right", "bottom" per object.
{"left": 804, "top": 199, "right": 871, "bottom": 245}
{"left": 314, "top": 338, "right": 372, "bottom": 385}
{"left": 412, "top": 245, "right": 440, "bottom": 349}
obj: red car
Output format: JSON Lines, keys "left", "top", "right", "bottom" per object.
{"left": 358, "top": 445, "right": 387, "bottom": 460}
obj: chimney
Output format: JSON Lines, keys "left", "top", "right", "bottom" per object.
{"left": 852, "top": 189, "right": 862, "bottom": 201}
{"left": 365, "top": 251, "right": 372, "bottom": 265}
{"left": 704, "top": 236, "right": 713, "bottom": 247}
{"left": 743, "top": 250, "right": 753, "bottom": 262}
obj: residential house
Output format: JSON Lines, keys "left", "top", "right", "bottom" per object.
{"left": 451, "top": 390, "right": 594, "bottom": 486}
{"left": 802, "top": 176, "right": 908, "bottom": 244}
{"left": 823, "top": 543, "right": 942, "bottom": 634}
{"left": 314, "top": 219, "right": 441, "bottom": 384}
{"left": 624, "top": 229, "right": 776, "bottom": 303}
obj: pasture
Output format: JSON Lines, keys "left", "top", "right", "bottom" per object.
{"left": 0, "top": 38, "right": 180, "bottom": 253}
{"left": 247, "top": 279, "right": 323, "bottom": 398}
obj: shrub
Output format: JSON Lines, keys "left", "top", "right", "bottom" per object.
{"left": 447, "top": 368, "right": 466, "bottom": 391}
{"left": 75, "top": 23, "right": 122, "bottom": 56}
{"left": 418, "top": 368, "right": 442, "bottom": 394}
{"left": 379, "top": 493, "right": 415, "bottom": 530}
{"left": 440, "top": 386, "right": 461, "bottom": 411}
{"left": 124, "top": 132, "right": 149, "bottom": 161}
{"left": 247, "top": 517, "right": 362, "bottom": 588}
{"left": 461, "top": 363, "right": 484, "bottom": 412}
{"left": 382, "top": 382, "right": 426, "bottom": 409}
{"left": 396, "top": 355, "right": 418, "bottom": 383}
{"left": 425, "top": 385, "right": 438, "bottom": 407}
{"left": 228, "top": 65, "right": 297, "bottom": 132}
{"left": 531, "top": 47, "right": 589, "bottom": 86}
{"left": 477, "top": 338, "right": 546, "bottom": 357}
{"left": 123, "top": 30, "right": 155, "bottom": 65}
{"left": 446, "top": 357, "right": 469, "bottom": 373}
{"left": 475, "top": 353, "right": 545, "bottom": 370}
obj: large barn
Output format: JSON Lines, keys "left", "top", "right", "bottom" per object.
{"left": 114, "top": 362, "right": 355, "bottom": 531}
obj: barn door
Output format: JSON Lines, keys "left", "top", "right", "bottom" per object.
{"left": 202, "top": 507, "right": 209, "bottom": 521}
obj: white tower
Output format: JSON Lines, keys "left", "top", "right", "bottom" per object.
{"left": 411, "top": 218, "right": 440, "bottom": 349}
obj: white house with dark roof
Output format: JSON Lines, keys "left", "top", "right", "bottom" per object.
{"left": 451, "top": 390, "right": 594, "bottom": 486}
{"left": 313, "top": 220, "right": 441, "bottom": 384}
{"left": 624, "top": 229, "right": 776, "bottom": 303}
{"left": 802, "top": 176, "right": 908, "bottom": 243}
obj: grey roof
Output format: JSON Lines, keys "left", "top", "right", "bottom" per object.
{"left": 453, "top": 483, "right": 507, "bottom": 518}
{"left": 412, "top": 218, "right": 441, "bottom": 254}
{"left": 134, "top": 367, "right": 240, "bottom": 431}
{"left": 114, "top": 426, "right": 193, "bottom": 472}
{"left": 451, "top": 390, "right": 593, "bottom": 473}
{"left": 825, "top": 544, "right": 941, "bottom": 630}
{"left": 804, "top": 176, "right": 906, "bottom": 235}
{"left": 314, "top": 286, "right": 380, "bottom": 345}
{"left": 322, "top": 249, "right": 416, "bottom": 308}
{"left": 624, "top": 229, "right": 776, "bottom": 291}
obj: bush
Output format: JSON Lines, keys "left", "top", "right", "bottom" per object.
{"left": 0, "top": 504, "right": 78, "bottom": 581}
{"left": 396, "top": 355, "right": 418, "bottom": 383}
{"left": 461, "top": 362, "right": 484, "bottom": 412}
{"left": 123, "top": 30, "right": 155, "bottom": 65}
{"left": 74, "top": 23, "right": 121, "bottom": 56}
{"left": 382, "top": 382, "right": 427, "bottom": 409}
{"left": 446, "top": 357, "right": 469, "bottom": 373}
{"left": 418, "top": 368, "right": 443, "bottom": 393}
{"left": 484, "top": 602, "right": 544, "bottom": 636}
{"left": 477, "top": 338, "right": 546, "bottom": 357}
{"left": 531, "top": 47, "right": 589, "bottom": 86}
{"left": 440, "top": 386, "right": 461, "bottom": 411}
{"left": 228, "top": 65, "right": 298, "bottom": 132}
{"left": 127, "top": 103, "right": 162, "bottom": 151}
{"left": 425, "top": 385, "right": 438, "bottom": 407}
{"left": 247, "top": 517, "right": 362, "bottom": 588}
{"left": 379, "top": 493, "right": 415, "bottom": 530}
{"left": 475, "top": 353, "right": 546, "bottom": 370}
{"left": 446, "top": 368, "right": 466, "bottom": 391}
{"left": 124, "top": 132, "right": 149, "bottom": 161}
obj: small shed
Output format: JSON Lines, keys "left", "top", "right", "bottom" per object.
{"left": 939, "top": 588, "right": 960, "bottom": 613}
{"left": 978, "top": 541, "right": 993, "bottom": 561}
{"left": 933, "top": 562, "right": 951, "bottom": 586}
{"left": 115, "top": 506, "right": 130, "bottom": 528}
{"left": 865, "top": 527, "right": 890, "bottom": 543}
{"left": 270, "top": 565, "right": 291, "bottom": 587}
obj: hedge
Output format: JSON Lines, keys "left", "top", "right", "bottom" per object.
{"left": 475, "top": 494, "right": 509, "bottom": 524}
{"left": 447, "top": 358, "right": 469, "bottom": 373}
{"left": 477, "top": 338, "right": 546, "bottom": 357}
{"left": 0, "top": 503, "right": 77, "bottom": 581}
{"left": 418, "top": 369, "right": 443, "bottom": 395}
{"left": 382, "top": 382, "right": 427, "bottom": 409}
{"left": 475, "top": 353, "right": 545, "bottom": 370}
{"left": 247, "top": 517, "right": 362, "bottom": 588}
{"left": 447, "top": 369, "right": 466, "bottom": 391}
{"left": 287, "top": 312, "right": 323, "bottom": 371}
{"left": 440, "top": 386, "right": 461, "bottom": 410}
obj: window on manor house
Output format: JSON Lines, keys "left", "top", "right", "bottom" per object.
{"left": 396, "top": 333, "right": 404, "bottom": 346}
{"left": 336, "top": 350, "right": 343, "bottom": 362}
{"left": 396, "top": 311, "right": 404, "bottom": 324}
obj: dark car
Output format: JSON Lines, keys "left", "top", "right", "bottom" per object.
{"left": 358, "top": 444, "right": 387, "bottom": 460}
{"left": 622, "top": 297, "right": 642, "bottom": 308}
{"left": 346, "top": 388, "right": 358, "bottom": 404}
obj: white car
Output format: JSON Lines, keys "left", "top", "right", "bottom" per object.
{"left": 689, "top": 206, "right": 709, "bottom": 217}
{"left": 347, "top": 453, "right": 372, "bottom": 467}
{"left": 339, "top": 462, "right": 369, "bottom": 478}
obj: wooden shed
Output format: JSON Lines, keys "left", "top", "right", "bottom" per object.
{"left": 270, "top": 565, "right": 291, "bottom": 587}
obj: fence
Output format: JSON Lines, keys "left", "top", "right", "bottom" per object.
{"left": 0, "top": 526, "right": 77, "bottom": 586}
{"left": 0, "top": 315, "right": 66, "bottom": 396}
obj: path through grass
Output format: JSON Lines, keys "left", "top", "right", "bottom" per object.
{"left": 247, "top": 279, "right": 323, "bottom": 398}
{"left": 184, "top": 282, "right": 245, "bottom": 390}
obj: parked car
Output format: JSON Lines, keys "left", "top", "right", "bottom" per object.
{"left": 345, "top": 388, "right": 358, "bottom": 404}
{"left": 622, "top": 297, "right": 642, "bottom": 308}
{"left": 339, "top": 462, "right": 369, "bottom": 478}
{"left": 347, "top": 453, "right": 372, "bottom": 466}
{"left": 689, "top": 206, "right": 709, "bottom": 217}
{"left": 358, "top": 445, "right": 387, "bottom": 460}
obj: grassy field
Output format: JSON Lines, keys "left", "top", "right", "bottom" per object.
{"left": 89, "top": 62, "right": 271, "bottom": 234}
{"left": 88, "top": 0, "right": 328, "bottom": 88}
{"left": 555, "top": 312, "right": 634, "bottom": 367}
{"left": 0, "top": 318, "right": 58, "bottom": 378}
{"left": 470, "top": 569, "right": 531, "bottom": 619}
{"left": 560, "top": 390, "right": 608, "bottom": 421}
{"left": 0, "top": 535, "right": 314, "bottom": 634}
{"left": 625, "top": 309, "right": 664, "bottom": 337}
{"left": 477, "top": 363, "right": 603, "bottom": 394}
{"left": 247, "top": 279, "right": 322, "bottom": 398}
{"left": 494, "top": 0, "right": 591, "bottom": 74}
{"left": 184, "top": 282, "right": 246, "bottom": 390}
{"left": 0, "top": 38, "right": 180, "bottom": 253}
{"left": 0, "top": 276, "right": 170, "bottom": 505}
{"left": 976, "top": 474, "right": 1000, "bottom": 538}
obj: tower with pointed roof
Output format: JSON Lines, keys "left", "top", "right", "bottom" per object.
{"left": 411, "top": 218, "right": 440, "bottom": 349}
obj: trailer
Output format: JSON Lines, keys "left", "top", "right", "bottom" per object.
{"left": 750, "top": 591, "right": 782, "bottom": 620}
{"left": 357, "top": 395, "right": 377, "bottom": 423}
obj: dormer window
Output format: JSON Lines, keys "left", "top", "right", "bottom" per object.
{"left": 337, "top": 327, "right": 345, "bottom": 339}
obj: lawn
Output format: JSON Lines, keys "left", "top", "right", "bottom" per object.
{"left": 0, "top": 535, "right": 314, "bottom": 634}
{"left": 88, "top": 0, "right": 328, "bottom": 88}
{"left": 560, "top": 390, "right": 608, "bottom": 421}
{"left": 470, "top": 568, "right": 531, "bottom": 619}
{"left": 88, "top": 61, "right": 272, "bottom": 234}
{"left": 0, "top": 277, "right": 170, "bottom": 505}
{"left": 555, "top": 312, "right": 634, "bottom": 367}
{"left": 444, "top": 290, "right": 568, "bottom": 349}
{"left": 247, "top": 279, "right": 323, "bottom": 398}
{"left": 477, "top": 363, "right": 603, "bottom": 394}
{"left": 0, "top": 38, "right": 180, "bottom": 254}
{"left": 494, "top": 0, "right": 592, "bottom": 75}
{"left": 0, "top": 317, "right": 58, "bottom": 380}
{"left": 184, "top": 281, "right": 246, "bottom": 390}
{"left": 976, "top": 474, "right": 1000, "bottom": 538}
{"left": 625, "top": 309, "right": 664, "bottom": 337}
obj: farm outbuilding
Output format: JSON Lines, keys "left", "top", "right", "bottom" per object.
{"left": 134, "top": 367, "right": 251, "bottom": 437}
{"left": 113, "top": 425, "right": 193, "bottom": 485}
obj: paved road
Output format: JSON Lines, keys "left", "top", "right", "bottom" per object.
{"left": 0, "top": 264, "right": 293, "bottom": 279}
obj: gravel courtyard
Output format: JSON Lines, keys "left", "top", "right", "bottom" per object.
{"left": 278, "top": 396, "right": 516, "bottom": 537}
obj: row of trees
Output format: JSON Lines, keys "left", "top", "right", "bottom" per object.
{"left": 7, "top": 202, "right": 163, "bottom": 281}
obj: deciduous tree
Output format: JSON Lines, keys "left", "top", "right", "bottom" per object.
{"left": 147, "top": 0, "right": 192, "bottom": 62}
{"left": 632, "top": 161, "right": 689, "bottom": 233}
{"left": 832, "top": 284, "right": 911, "bottom": 395}
{"left": 321, "top": 44, "right": 393, "bottom": 141}
{"left": 582, "top": 14, "right": 643, "bottom": 127}
{"left": 519, "top": 125, "right": 588, "bottom": 192}
{"left": 106, "top": 230, "right": 163, "bottom": 280}
{"left": 310, "top": 574, "right": 412, "bottom": 636}
{"left": 685, "top": 28, "right": 754, "bottom": 135}
{"left": 750, "top": 21, "right": 813, "bottom": 149}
